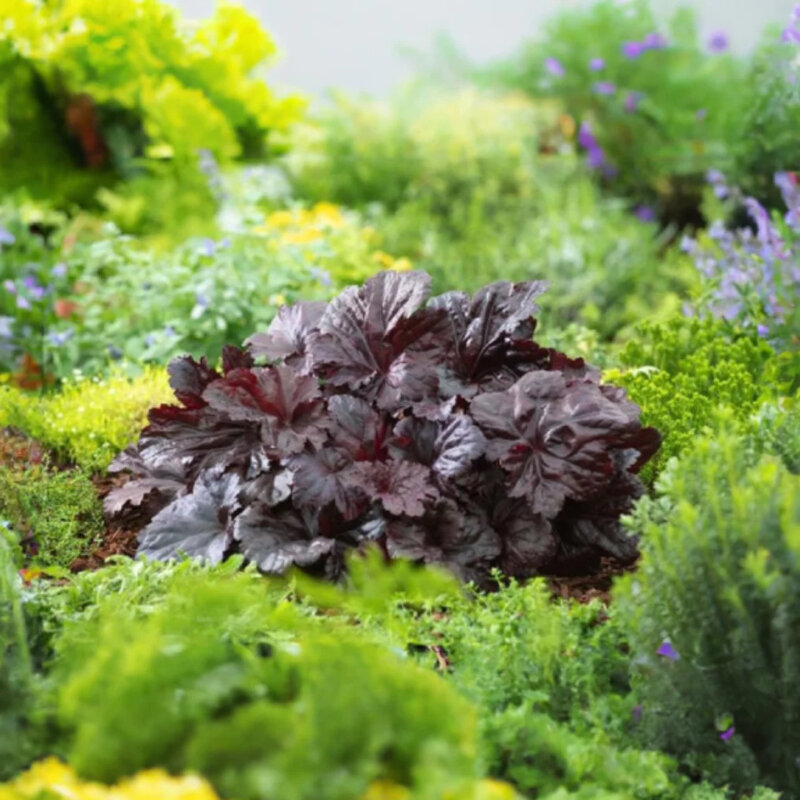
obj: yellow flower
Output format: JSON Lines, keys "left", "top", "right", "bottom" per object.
{"left": 311, "top": 202, "right": 346, "bottom": 228}
{"left": 390, "top": 257, "right": 413, "bottom": 273}
{"left": 0, "top": 759, "right": 221, "bottom": 800}
{"left": 281, "top": 228, "right": 322, "bottom": 245}
{"left": 268, "top": 293, "right": 287, "bottom": 307}
{"left": 265, "top": 209, "right": 295, "bottom": 228}
{"left": 359, "top": 780, "right": 412, "bottom": 800}
{"left": 372, "top": 250, "right": 395, "bottom": 268}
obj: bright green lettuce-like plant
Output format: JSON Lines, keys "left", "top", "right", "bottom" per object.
{"left": 617, "top": 421, "right": 800, "bottom": 795}
{"left": 604, "top": 317, "right": 781, "bottom": 483}
{"left": 0, "top": 0, "right": 304, "bottom": 234}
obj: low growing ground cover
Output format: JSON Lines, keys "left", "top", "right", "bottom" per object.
{"left": 2, "top": 0, "right": 800, "bottom": 798}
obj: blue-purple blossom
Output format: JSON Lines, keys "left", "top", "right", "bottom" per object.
{"left": 696, "top": 108, "right": 708, "bottom": 121}
{"left": 199, "top": 238, "right": 216, "bottom": 258}
{"left": 0, "top": 227, "right": 15, "bottom": 247}
{"left": 3, "top": 279, "right": 16, "bottom": 294}
{"left": 631, "top": 704, "right": 643, "bottom": 723}
{"left": 589, "top": 57, "right": 605, "bottom": 71}
{"left": 781, "top": 4, "right": 800, "bottom": 43}
{"left": 310, "top": 267, "right": 332, "bottom": 287}
{"left": 775, "top": 172, "right": 800, "bottom": 230}
{"left": 634, "top": 205, "right": 656, "bottom": 222}
{"left": 593, "top": 81, "right": 616, "bottom": 95}
{"left": 622, "top": 40, "right": 645, "bottom": 59}
{"left": 545, "top": 57, "right": 565, "bottom": 77}
{"left": 46, "top": 328, "right": 74, "bottom": 347}
{"left": 577, "top": 121, "right": 598, "bottom": 150}
{"left": 720, "top": 726, "right": 735, "bottom": 741}
{"left": 657, "top": 640, "right": 680, "bottom": 660}
{"left": 107, "top": 345, "right": 123, "bottom": 360}
{"left": 51, "top": 262, "right": 68, "bottom": 277}
{"left": 708, "top": 30, "right": 729, "bottom": 52}
{"left": 23, "top": 276, "right": 37, "bottom": 290}
{"left": 624, "top": 91, "right": 643, "bottom": 112}
{"left": 16, "top": 296, "right": 31, "bottom": 311}
{"left": 643, "top": 32, "right": 667, "bottom": 49}
{"left": 0, "top": 317, "right": 12, "bottom": 339}
{"left": 586, "top": 146, "right": 606, "bottom": 169}
{"left": 757, "top": 324, "right": 769, "bottom": 338}
{"left": 164, "top": 324, "right": 176, "bottom": 337}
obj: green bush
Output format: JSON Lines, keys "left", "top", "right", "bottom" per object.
{"left": 604, "top": 317, "right": 780, "bottom": 483}
{"left": 50, "top": 568, "right": 478, "bottom": 800}
{"left": 0, "top": 464, "right": 103, "bottom": 569}
{"left": 479, "top": 0, "right": 745, "bottom": 218}
{"left": 617, "top": 429, "right": 800, "bottom": 795}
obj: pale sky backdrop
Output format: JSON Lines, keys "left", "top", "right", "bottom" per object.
{"left": 171, "top": 0, "right": 795, "bottom": 96}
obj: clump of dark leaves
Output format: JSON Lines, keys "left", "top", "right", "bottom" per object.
{"left": 106, "top": 271, "right": 660, "bottom": 583}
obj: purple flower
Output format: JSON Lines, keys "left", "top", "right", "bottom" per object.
{"left": 545, "top": 57, "right": 565, "bottom": 77}
{"left": 624, "top": 91, "right": 643, "bottom": 112}
{"left": 16, "top": 296, "right": 31, "bottom": 311}
{"left": 757, "top": 324, "right": 769, "bottom": 338}
{"left": 164, "top": 324, "right": 176, "bottom": 338}
{"left": 3, "top": 279, "right": 16, "bottom": 294}
{"left": 51, "top": 262, "right": 68, "bottom": 277}
{"left": 199, "top": 238, "right": 216, "bottom": 258}
{"left": 635, "top": 205, "right": 656, "bottom": 222}
{"left": 720, "top": 726, "right": 735, "bottom": 741}
{"left": 577, "top": 121, "right": 598, "bottom": 150}
{"left": 657, "top": 640, "right": 680, "bottom": 660}
{"left": 643, "top": 32, "right": 667, "bottom": 50}
{"left": 593, "top": 81, "right": 617, "bottom": 95}
{"left": 622, "top": 41, "right": 645, "bottom": 59}
{"left": 30, "top": 285, "right": 45, "bottom": 301}
{"left": 23, "top": 276, "right": 37, "bottom": 290}
{"left": 708, "top": 30, "right": 729, "bottom": 52}
{"left": 46, "top": 328, "right": 74, "bottom": 347}
{"left": 586, "top": 146, "right": 606, "bottom": 169}
{"left": 107, "top": 345, "right": 123, "bottom": 360}
{"left": 195, "top": 292, "right": 209, "bottom": 309}
{"left": 0, "top": 227, "right": 15, "bottom": 247}
{"left": 144, "top": 334, "right": 156, "bottom": 348}
{"left": 631, "top": 704, "right": 643, "bottom": 723}
{"left": 589, "top": 57, "right": 606, "bottom": 71}
{"left": 696, "top": 108, "right": 708, "bottom": 121}
{"left": 782, "top": 4, "right": 800, "bottom": 43}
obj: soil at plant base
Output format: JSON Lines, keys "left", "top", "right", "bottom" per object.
{"left": 3, "top": 427, "right": 638, "bottom": 601}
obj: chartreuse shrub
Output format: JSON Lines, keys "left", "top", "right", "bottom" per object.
{"left": 0, "top": 369, "right": 171, "bottom": 471}
{"left": 617, "top": 425, "right": 800, "bottom": 795}
{"left": 106, "top": 271, "right": 660, "bottom": 582}
{"left": 0, "top": 465, "right": 102, "bottom": 569}
{"left": 0, "top": 0, "right": 303, "bottom": 234}
{"left": 48, "top": 568, "right": 486, "bottom": 800}
{"left": 604, "top": 317, "right": 781, "bottom": 483}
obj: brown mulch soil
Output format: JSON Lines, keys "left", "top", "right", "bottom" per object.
{"left": 547, "top": 556, "right": 638, "bottom": 604}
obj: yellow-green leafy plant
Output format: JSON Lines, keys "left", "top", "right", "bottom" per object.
{"left": 0, "top": 369, "right": 171, "bottom": 471}
{"left": 0, "top": 0, "right": 304, "bottom": 234}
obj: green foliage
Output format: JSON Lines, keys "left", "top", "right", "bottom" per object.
{"left": 0, "top": 464, "right": 103, "bottom": 569}
{"left": 480, "top": 0, "right": 746, "bottom": 217}
{"left": 617, "top": 431, "right": 800, "bottom": 795}
{"left": 0, "top": 369, "right": 172, "bottom": 471}
{"left": 0, "top": 526, "right": 36, "bottom": 779}
{"left": 0, "top": 0, "right": 304, "bottom": 235}
{"left": 604, "top": 317, "right": 779, "bottom": 483}
{"left": 50, "top": 567, "right": 478, "bottom": 800}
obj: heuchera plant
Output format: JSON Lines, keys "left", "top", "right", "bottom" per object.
{"left": 106, "top": 272, "right": 660, "bottom": 582}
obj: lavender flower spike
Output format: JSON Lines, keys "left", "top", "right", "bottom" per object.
{"left": 657, "top": 640, "right": 680, "bottom": 660}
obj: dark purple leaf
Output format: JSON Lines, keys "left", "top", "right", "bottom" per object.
{"left": 349, "top": 460, "right": 439, "bottom": 517}
{"left": 167, "top": 356, "right": 220, "bottom": 409}
{"left": 327, "top": 395, "right": 388, "bottom": 460}
{"left": 492, "top": 499, "right": 558, "bottom": 576}
{"left": 245, "top": 301, "right": 327, "bottom": 369}
{"left": 137, "top": 469, "right": 242, "bottom": 563}
{"left": 233, "top": 503, "right": 334, "bottom": 574}
{"left": 290, "top": 448, "right": 367, "bottom": 520}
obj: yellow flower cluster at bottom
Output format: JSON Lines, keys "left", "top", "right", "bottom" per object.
{"left": 0, "top": 759, "right": 220, "bottom": 800}
{"left": 360, "top": 778, "right": 519, "bottom": 800}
